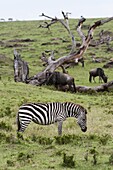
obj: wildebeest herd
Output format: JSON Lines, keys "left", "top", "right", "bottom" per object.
{"left": 44, "top": 67, "right": 108, "bottom": 93}
{"left": 13, "top": 50, "right": 108, "bottom": 94}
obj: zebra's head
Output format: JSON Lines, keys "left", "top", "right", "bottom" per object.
{"left": 77, "top": 107, "right": 87, "bottom": 132}
{"left": 65, "top": 102, "right": 87, "bottom": 132}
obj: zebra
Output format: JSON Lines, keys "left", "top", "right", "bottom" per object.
{"left": 16, "top": 102, "right": 87, "bottom": 135}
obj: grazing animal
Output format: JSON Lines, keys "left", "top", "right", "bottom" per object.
{"left": 89, "top": 68, "right": 108, "bottom": 83}
{"left": 17, "top": 102, "right": 87, "bottom": 135}
{"left": 46, "top": 71, "right": 76, "bottom": 93}
{"left": 75, "top": 57, "right": 84, "bottom": 67}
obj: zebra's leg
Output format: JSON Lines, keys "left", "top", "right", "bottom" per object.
{"left": 17, "top": 118, "right": 32, "bottom": 132}
{"left": 17, "top": 119, "right": 32, "bottom": 140}
{"left": 58, "top": 121, "right": 63, "bottom": 136}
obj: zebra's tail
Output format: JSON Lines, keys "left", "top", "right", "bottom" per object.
{"left": 16, "top": 112, "right": 21, "bottom": 132}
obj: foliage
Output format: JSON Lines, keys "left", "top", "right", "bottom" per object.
{"left": 109, "top": 153, "right": 113, "bottom": 165}
{"left": 62, "top": 152, "right": 75, "bottom": 168}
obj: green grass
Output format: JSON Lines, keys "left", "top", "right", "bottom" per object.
{"left": 0, "top": 18, "right": 113, "bottom": 169}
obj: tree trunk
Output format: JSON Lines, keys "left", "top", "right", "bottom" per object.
{"left": 76, "top": 80, "right": 113, "bottom": 93}
{"left": 13, "top": 49, "right": 29, "bottom": 83}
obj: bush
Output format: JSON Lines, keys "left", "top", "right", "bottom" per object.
{"left": 40, "top": 137, "right": 53, "bottom": 145}
{"left": 0, "top": 132, "right": 7, "bottom": 143}
{"left": 109, "top": 153, "right": 113, "bottom": 165}
{"left": 4, "top": 106, "right": 12, "bottom": 116}
{"left": 99, "top": 134, "right": 111, "bottom": 145}
{"left": 0, "top": 121, "right": 12, "bottom": 131}
{"left": 55, "top": 134, "right": 81, "bottom": 145}
{"left": 62, "top": 152, "right": 75, "bottom": 168}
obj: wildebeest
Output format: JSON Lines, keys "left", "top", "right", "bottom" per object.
{"left": 89, "top": 68, "right": 108, "bottom": 83}
{"left": 46, "top": 71, "right": 76, "bottom": 92}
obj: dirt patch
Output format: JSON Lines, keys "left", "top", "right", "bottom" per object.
{"left": 4, "top": 43, "right": 27, "bottom": 48}
{"left": 8, "top": 38, "right": 35, "bottom": 43}
{"left": 0, "top": 38, "right": 36, "bottom": 48}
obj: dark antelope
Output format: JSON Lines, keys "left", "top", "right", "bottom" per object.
{"left": 89, "top": 68, "right": 108, "bottom": 83}
{"left": 46, "top": 71, "right": 76, "bottom": 92}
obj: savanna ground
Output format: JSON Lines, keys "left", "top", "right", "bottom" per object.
{"left": 0, "top": 18, "right": 113, "bottom": 170}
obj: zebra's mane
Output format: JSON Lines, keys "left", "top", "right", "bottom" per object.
{"left": 22, "top": 102, "right": 47, "bottom": 106}
{"left": 64, "top": 102, "right": 87, "bottom": 114}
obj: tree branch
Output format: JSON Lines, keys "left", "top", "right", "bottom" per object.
{"left": 76, "top": 80, "right": 113, "bottom": 93}
{"left": 77, "top": 16, "right": 86, "bottom": 46}
{"left": 40, "top": 12, "right": 76, "bottom": 53}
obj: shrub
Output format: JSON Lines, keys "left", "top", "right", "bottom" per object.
{"left": 109, "top": 153, "right": 113, "bottom": 165}
{"left": 99, "top": 134, "right": 111, "bottom": 145}
{"left": 0, "top": 121, "right": 12, "bottom": 131}
{"left": 4, "top": 106, "right": 12, "bottom": 116}
{"left": 107, "top": 110, "right": 113, "bottom": 115}
{"left": 0, "top": 132, "right": 7, "bottom": 143}
{"left": 38, "top": 136, "right": 54, "bottom": 145}
{"left": 55, "top": 134, "right": 81, "bottom": 145}
{"left": 62, "top": 152, "right": 75, "bottom": 168}
{"left": 7, "top": 160, "right": 15, "bottom": 167}
{"left": 55, "top": 135, "right": 72, "bottom": 145}
{"left": 89, "top": 147, "right": 98, "bottom": 165}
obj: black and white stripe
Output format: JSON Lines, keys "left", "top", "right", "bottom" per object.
{"left": 17, "top": 102, "right": 87, "bottom": 135}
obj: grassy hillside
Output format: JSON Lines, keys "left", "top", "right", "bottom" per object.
{"left": 0, "top": 18, "right": 113, "bottom": 170}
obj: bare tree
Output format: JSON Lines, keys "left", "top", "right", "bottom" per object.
{"left": 8, "top": 18, "right": 13, "bottom": 21}
{"left": 38, "top": 20, "right": 57, "bottom": 31}
{"left": 0, "top": 18, "right": 5, "bottom": 22}
{"left": 30, "top": 13, "right": 113, "bottom": 85}
{"left": 13, "top": 12, "right": 113, "bottom": 92}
